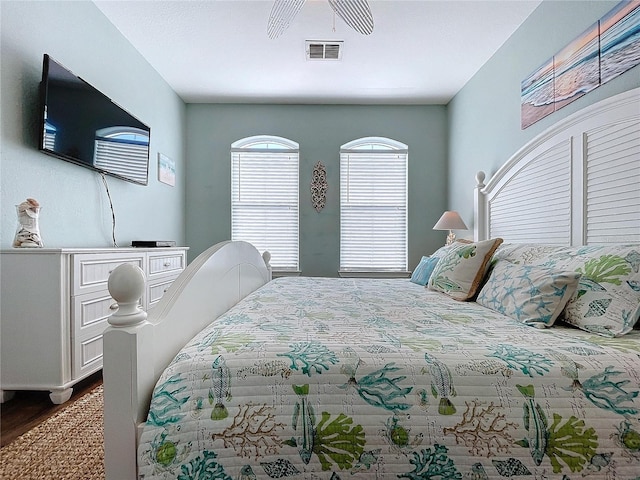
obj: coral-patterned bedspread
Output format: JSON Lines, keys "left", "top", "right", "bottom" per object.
{"left": 137, "top": 277, "right": 640, "bottom": 479}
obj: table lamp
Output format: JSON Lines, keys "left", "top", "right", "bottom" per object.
{"left": 433, "top": 211, "right": 468, "bottom": 245}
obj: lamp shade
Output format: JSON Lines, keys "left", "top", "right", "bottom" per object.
{"left": 433, "top": 211, "right": 468, "bottom": 231}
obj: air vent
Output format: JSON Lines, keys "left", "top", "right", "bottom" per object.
{"left": 306, "top": 40, "right": 343, "bottom": 60}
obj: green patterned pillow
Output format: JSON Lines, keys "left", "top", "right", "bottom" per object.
{"left": 476, "top": 260, "right": 581, "bottom": 328}
{"left": 492, "top": 243, "right": 640, "bottom": 337}
{"left": 427, "top": 238, "right": 503, "bottom": 300}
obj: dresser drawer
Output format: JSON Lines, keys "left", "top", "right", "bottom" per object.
{"left": 73, "top": 253, "right": 144, "bottom": 295}
{"left": 147, "top": 251, "right": 186, "bottom": 278}
{"left": 148, "top": 276, "right": 178, "bottom": 309}
{"left": 72, "top": 290, "right": 144, "bottom": 336}
{"left": 71, "top": 291, "right": 115, "bottom": 378}
{"left": 72, "top": 332, "right": 104, "bottom": 379}
{"left": 72, "top": 291, "right": 118, "bottom": 336}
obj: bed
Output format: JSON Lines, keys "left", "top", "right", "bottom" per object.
{"left": 104, "top": 88, "right": 640, "bottom": 479}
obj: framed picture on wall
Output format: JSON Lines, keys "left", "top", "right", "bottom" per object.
{"left": 158, "top": 153, "right": 176, "bottom": 186}
{"left": 553, "top": 22, "right": 600, "bottom": 111}
{"left": 521, "top": 1, "right": 640, "bottom": 129}
{"left": 521, "top": 57, "right": 555, "bottom": 129}
{"left": 600, "top": 1, "right": 640, "bottom": 85}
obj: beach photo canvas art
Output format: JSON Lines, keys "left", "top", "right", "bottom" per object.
{"left": 600, "top": 1, "right": 640, "bottom": 85}
{"left": 158, "top": 153, "right": 176, "bottom": 186}
{"left": 520, "top": 57, "right": 555, "bottom": 129}
{"left": 553, "top": 22, "right": 601, "bottom": 111}
{"left": 521, "top": 1, "right": 639, "bottom": 129}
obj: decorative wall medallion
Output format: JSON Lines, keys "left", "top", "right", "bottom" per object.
{"left": 311, "top": 161, "right": 328, "bottom": 212}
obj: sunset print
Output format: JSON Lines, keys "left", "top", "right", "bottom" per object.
{"left": 553, "top": 22, "right": 600, "bottom": 110}
{"left": 521, "top": 57, "right": 555, "bottom": 129}
{"left": 521, "top": 1, "right": 639, "bottom": 129}
{"left": 600, "top": 0, "right": 640, "bottom": 84}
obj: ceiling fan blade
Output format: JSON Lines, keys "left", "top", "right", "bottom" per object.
{"left": 328, "top": 0, "right": 374, "bottom": 35}
{"left": 267, "top": 0, "right": 307, "bottom": 39}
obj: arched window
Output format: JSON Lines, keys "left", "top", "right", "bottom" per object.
{"left": 231, "top": 135, "right": 299, "bottom": 272}
{"left": 340, "top": 137, "right": 408, "bottom": 274}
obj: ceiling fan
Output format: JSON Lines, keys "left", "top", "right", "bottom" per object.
{"left": 267, "top": 0, "right": 374, "bottom": 39}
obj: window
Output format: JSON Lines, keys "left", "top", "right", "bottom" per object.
{"left": 231, "top": 135, "right": 299, "bottom": 272}
{"left": 340, "top": 137, "right": 408, "bottom": 273}
{"left": 43, "top": 121, "right": 57, "bottom": 150}
{"left": 94, "top": 126, "right": 149, "bottom": 184}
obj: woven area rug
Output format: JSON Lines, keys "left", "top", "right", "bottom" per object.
{"left": 0, "top": 385, "right": 104, "bottom": 479}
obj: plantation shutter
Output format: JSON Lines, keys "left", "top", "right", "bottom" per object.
{"left": 231, "top": 143, "right": 299, "bottom": 271}
{"left": 340, "top": 140, "right": 408, "bottom": 272}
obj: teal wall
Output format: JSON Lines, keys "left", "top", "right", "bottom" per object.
{"left": 185, "top": 104, "right": 448, "bottom": 275}
{"left": 448, "top": 0, "right": 640, "bottom": 230}
{"left": 3, "top": 0, "right": 638, "bottom": 270}
{"left": 0, "top": 1, "right": 186, "bottom": 249}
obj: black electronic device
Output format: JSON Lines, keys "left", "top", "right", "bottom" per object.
{"left": 38, "top": 54, "right": 151, "bottom": 185}
{"left": 132, "top": 241, "right": 177, "bottom": 248}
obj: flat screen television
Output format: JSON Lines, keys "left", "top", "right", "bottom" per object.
{"left": 38, "top": 54, "right": 150, "bottom": 185}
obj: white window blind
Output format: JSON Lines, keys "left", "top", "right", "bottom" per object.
{"left": 94, "top": 127, "right": 149, "bottom": 184}
{"left": 340, "top": 137, "right": 408, "bottom": 272}
{"left": 43, "top": 121, "right": 56, "bottom": 150}
{"left": 231, "top": 136, "right": 299, "bottom": 271}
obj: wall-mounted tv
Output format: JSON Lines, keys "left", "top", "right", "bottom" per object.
{"left": 38, "top": 54, "right": 150, "bottom": 185}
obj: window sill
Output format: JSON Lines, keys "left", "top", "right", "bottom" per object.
{"left": 273, "top": 270, "right": 301, "bottom": 278}
{"left": 338, "top": 271, "right": 411, "bottom": 279}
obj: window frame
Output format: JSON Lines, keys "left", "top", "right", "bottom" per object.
{"left": 231, "top": 135, "right": 300, "bottom": 274}
{"left": 339, "top": 136, "right": 409, "bottom": 277}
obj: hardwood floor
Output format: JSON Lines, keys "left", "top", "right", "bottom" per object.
{"left": 0, "top": 371, "right": 103, "bottom": 447}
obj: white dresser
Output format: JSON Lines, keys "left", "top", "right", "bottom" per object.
{"left": 0, "top": 247, "right": 188, "bottom": 403}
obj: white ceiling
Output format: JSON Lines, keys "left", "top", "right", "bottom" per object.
{"left": 94, "top": 0, "right": 542, "bottom": 104}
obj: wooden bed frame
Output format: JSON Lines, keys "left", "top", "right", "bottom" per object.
{"left": 103, "top": 88, "right": 639, "bottom": 479}
{"left": 103, "top": 241, "right": 271, "bottom": 478}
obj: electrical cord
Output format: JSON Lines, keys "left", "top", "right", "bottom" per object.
{"left": 100, "top": 173, "right": 118, "bottom": 247}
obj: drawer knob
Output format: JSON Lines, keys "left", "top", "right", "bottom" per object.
{"left": 163, "top": 262, "right": 171, "bottom": 267}
{"left": 109, "top": 303, "right": 119, "bottom": 310}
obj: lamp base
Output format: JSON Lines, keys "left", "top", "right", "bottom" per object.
{"left": 445, "top": 230, "right": 456, "bottom": 246}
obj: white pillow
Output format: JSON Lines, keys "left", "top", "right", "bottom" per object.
{"left": 476, "top": 260, "right": 581, "bottom": 328}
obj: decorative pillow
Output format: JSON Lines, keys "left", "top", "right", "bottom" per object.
{"left": 492, "top": 243, "right": 562, "bottom": 265}
{"left": 491, "top": 243, "right": 640, "bottom": 337}
{"left": 476, "top": 260, "right": 581, "bottom": 328}
{"left": 429, "top": 239, "right": 473, "bottom": 261}
{"left": 428, "top": 238, "right": 503, "bottom": 300}
{"left": 429, "top": 243, "right": 457, "bottom": 260}
{"left": 410, "top": 256, "right": 439, "bottom": 286}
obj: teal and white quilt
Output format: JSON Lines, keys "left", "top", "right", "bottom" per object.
{"left": 138, "top": 277, "right": 640, "bottom": 479}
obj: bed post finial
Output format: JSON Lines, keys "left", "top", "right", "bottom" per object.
{"left": 107, "top": 263, "right": 147, "bottom": 327}
{"left": 262, "top": 251, "right": 272, "bottom": 281}
{"left": 474, "top": 171, "right": 487, "bottom": 242}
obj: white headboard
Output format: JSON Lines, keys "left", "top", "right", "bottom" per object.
{"left": 475, "top": 87, "right": 640, "bottom": 245}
